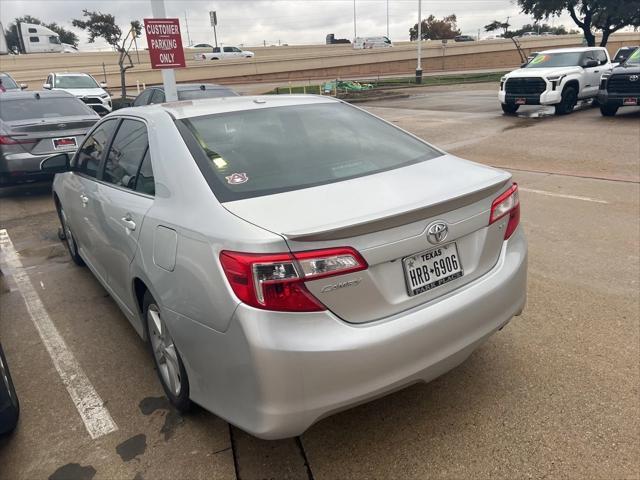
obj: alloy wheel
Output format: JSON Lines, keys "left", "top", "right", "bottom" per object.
{"left": 147, "top": 304, "right": 182, "bottom": 396}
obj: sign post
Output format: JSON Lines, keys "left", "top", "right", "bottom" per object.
{"left": 146, "top": 1, "right": 184, "bottom": 102}
{"left": 209, "top": 11, "right": 218, "bottom": 49}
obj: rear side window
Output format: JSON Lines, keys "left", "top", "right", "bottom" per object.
{"left": 74, "top": 119, "right": 118, "bottom": 178}
{"left": 102, "top": 120, "right": 149, "bottom": 189}
{"left": 135, "top": 150, "right": 155, "bottom": 196}
{"left": 179, "top": 102, "right": 441, "bottom": 202}
{"left": 133, "top": 89, "right": 153, "bottom": 107}
{"left": 0, "top": 97, "right": 93, "bottom": 121}
{"left": 29, "top": 37, "right": 39, "bottom": 42}
{"left": 150, "top": 89, "right": 165, "bottom": 104}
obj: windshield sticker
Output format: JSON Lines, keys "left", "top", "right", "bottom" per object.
{"left": 530, "top": 54, "right": 550, "bottom": 65}
{"left": 225, "top": 172, "right": 249, "bottom": 185}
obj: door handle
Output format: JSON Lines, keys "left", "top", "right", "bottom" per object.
{"left": 80, "top": 194, "right": 89, "bottom": 206}
{"left": 594, "top": 70, "right": 600, "bottom": 73}
{"left": 121, "top": 215, "right": 136, "bottom": 231}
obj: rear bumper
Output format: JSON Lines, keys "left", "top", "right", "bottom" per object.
{"left": 169, "top": 228, "right": 527, "bottom": 439}
{"left": 0, "top": 152, "right": 60, "bottom": 185}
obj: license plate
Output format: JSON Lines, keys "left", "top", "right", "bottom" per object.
{"left": 403, "top": 243, "right": 464, "bottom": 297}
{"left": 515, "top": 98, "right": 526, "bottom": 105}
{"left": 623, "top": 97, "right": 638, "bottom": 106}
{"left": 53, "top": 137, "right": 77, "bottom": 150}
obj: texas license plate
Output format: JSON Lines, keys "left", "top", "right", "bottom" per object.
{"left": 53, "top": 137, "right": 77, "bottom": 150}
{"left": 623, "top": 97, "right": 638, "bottom": 106}
{"left": 515, "top": 98, "right": 527, "bottom": 105}
{"left": 403, "top": 243, "right": 464, "bottom": 297}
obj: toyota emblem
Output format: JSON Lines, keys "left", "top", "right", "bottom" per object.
{"left": 630, "top": 75, "right": 639, "bottom": 82}
{"left": 426, "top": 221, "right": 448, "bottom": 244}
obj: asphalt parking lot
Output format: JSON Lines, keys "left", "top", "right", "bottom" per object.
{"left": 0, "top": 84, "right": 638, "bottom": 480}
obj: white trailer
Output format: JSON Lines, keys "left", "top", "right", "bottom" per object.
{"left": 0, "top": 22, "right": 8, "bottom": 55}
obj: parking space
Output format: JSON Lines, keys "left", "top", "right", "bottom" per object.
{"left": 0, "top": 84, "right": 638, "bottom": 479}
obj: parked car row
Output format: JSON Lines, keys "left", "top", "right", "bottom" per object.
{"left": 499, "top": 46, "right": 640, "bottom": 117}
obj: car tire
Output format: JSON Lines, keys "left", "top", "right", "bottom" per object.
{"left": 0, "top": 343, "right": 20, "bottom": 435}
{"left": 56, "top": 203, "right": 85, "bottom": 267}
{"left": 555, "top": 86, "right": 578, "bottom": 115}
{"left": 600, "top": 104, "right": 619, "bottom": 117}
{"left": 143, "top": 292, "right": 192, "bottom": 413}
{"left": 501, "top": 103, "right": 520, "bottom": 114}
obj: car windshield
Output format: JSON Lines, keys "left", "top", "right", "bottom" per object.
{"left": 54, "top": 75, "right": 98, "bottom": 89}
{"left": 0, "top": 74, "right": 19, "bottom": 89}
{"left": 625, "top": 48, "right": 640, "bottom": 65}
{"left": 525, "top": 52, "right": 582, "bottom": 68}
{"left": 0, "top": 97, "right": 93, "bottom": 121}
{"left": 179, "top": 102, "right": 442, "bottom": 202}
{"left": 177, "top": 88, "right": 238, "bottom": 100}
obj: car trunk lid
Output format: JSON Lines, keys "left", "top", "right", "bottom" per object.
{"left": 223, "top": 154, "right": 513, "bottom": 323}
{"left": 1, "top": 116, "right": 97, "bottom": 154}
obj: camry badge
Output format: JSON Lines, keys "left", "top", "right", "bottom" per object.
{"left": 426, "top": 221, "right": 448, "bottom": 244}
{"left": 57, "top": 123, "right": 67, "bottom": 129}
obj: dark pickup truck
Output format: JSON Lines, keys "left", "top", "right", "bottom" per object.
{"left": 598, "top": 47, "right": 640, "bottom": 116}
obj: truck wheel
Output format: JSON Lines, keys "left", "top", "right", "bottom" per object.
{"left": 501, "top": 103, "right": 519, "bottom": 114}
{"left": 555, "top": 86, "right": 578, "bottom": 115}
{"left": 600, "top": 104, "right": 618, "bottom": 117}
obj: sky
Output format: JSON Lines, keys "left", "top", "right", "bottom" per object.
{"left": 0, "top": 0, "right": 580, "bottom": 49}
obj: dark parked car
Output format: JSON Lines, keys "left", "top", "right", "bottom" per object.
{"left": 0, "top": 342, "right": 19, "bottom": 435}
{"left": 612, "top": 46, "right": 640, "bottom": 64}
{"left": 0, "top": 73, "right": 27, "bottom": 92}
{"left": 598, "top": 47, "right": 640, "bottom": 116}
{"left": 454, "top": 35, "right": 476, "bottom": 42}
{"left": 0, "top": 90, "right": 99, "bottom": 185}
{"left": 132, "top": 83, "right": 239, "bottom": 107}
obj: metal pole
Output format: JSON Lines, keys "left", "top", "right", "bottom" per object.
{"left": 416, "top": 0, "right": 422, "bottom": 83}
{"left": 213, "top": 23, "right": 218, "bottom": 48}
{"left": 386, "top": 0, "right": 389, "bottom": 38}
{"left": 184, "top": 11, "right": 191, "bottom": 46}
{"left": 353, "top": 0, "right": 357, "bottom": 40}
{"left": 150, "top": 0, "right": 178, "bottom": 102}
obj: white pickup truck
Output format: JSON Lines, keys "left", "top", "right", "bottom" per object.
{"left": 499, "top": 47, "right": 614, "bottom": 115}
{"left": 194, "top": 46, "right": 255, "bottom": 61}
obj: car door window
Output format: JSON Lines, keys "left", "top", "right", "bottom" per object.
{"left": 133, "top": 89, "right": 153, "bottom": 107}
{"left": 73, "top": 119, "right": 118, "bottom": 177}
{"left": 596, "top": 50, "right": 608, "bottom": 65}
{"left": 223, "top": 47, "right": 233, "bottom": 53}
{"left": 102, "top": 119, "right": 149, "bottom": 190}
{"left": 149, "top": 89, "right": 165, "bottom": 104}
{"left": 135, "top": 149, "right": 155, "bottom": 196}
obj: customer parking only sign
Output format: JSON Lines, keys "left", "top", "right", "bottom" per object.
{"left": 144, "top": 18, "right": 186, "bottom": 69}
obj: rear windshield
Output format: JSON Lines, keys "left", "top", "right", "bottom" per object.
{"left": 179, "top": 102, "right": 441, "bottom": 202}
{"left": 0, "top": 97, "right": 94, "bottom": 121}
{"left": 525, "top": 52, "right": 582, "bottom": 68}
{"left": 54, "top": 75, "right": 98, "bottom": 89}
{"left": 0, "top": 74, "right": 19, "bottom": 89}
{"left": 177, "top": 88, "right": 238, "bottom": 100}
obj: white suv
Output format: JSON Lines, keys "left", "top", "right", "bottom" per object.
{"left": 499, "top": 47, "right": 613, "bottom": 115}
{"left": 44, "top": 73, "right": 112, "bottom": 116}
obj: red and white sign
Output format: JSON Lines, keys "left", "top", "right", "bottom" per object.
{"left": 144, "top": 18, "right": 186, "bottom": 69}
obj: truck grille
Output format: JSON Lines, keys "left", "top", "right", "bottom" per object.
{"left": 505, "top": 77, "right": 547, "bottom": 95}
{"left": 607, "top": 74, "right": 640, "bottom": 94}
{"left": 81, "top": 97, "right": 102, "bottom": 105}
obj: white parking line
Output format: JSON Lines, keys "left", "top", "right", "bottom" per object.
{"left": 519, "top": 187, "right": 608, "bottom": 204}
{"left": 0, "top": 229, "right": 118, "bottom": 440}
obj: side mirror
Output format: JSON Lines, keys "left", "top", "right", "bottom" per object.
{"left": 43, "top": 83, "right": 52, "bottom": 90}
{"left": 100, "top": 82, "right": 107, "bottom": 88}
{"left": 40, "top": 153, "right": 70, "bottom": 174}
{"left": 583, "top": 59, "right": 598, "bottom": 68}
{"left": 20, "top": 83, "right": 28, "bottom": 90}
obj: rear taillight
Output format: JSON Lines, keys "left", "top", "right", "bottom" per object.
{"left": 220, "top": 247, "right": 368, "bottom": 312}
{"left": 490, "top": 183, "right": 520, "bottom": 240}
{"left": 0, "top": 135, "right": 37, "bottom": 145}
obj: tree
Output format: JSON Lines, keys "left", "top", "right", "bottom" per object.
{"left": 484, "top": 19, "right": 512, "bottom": 36}
{"left": 410, "top": 14, "right": 461, "bottom": 41}
{"left": 516, "top": 0, "right": 640, "bottom": 46}
{"left": 4, "top": 15, "right": 79, "bottom": 52}
{"left": 72, "top": 10, "right": 142, "bottom": 99}
{"left": 505, "top": 22, "right": 578, "bottom": 37}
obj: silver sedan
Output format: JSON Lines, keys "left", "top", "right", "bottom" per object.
{"left": 44, "top": 95, "right": 527, "bottom": 439}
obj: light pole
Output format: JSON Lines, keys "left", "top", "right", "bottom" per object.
{"left": 353, "top": 0, "right": 357, "bottom": 40}
{"left": 150, "top": 0, "right": 177, "bottom": 101}
{"left": 416, "top": 0, "right": 422, "bottom": 84}
{"left": 386, "top": 0, "right": 389, "bottom": 38}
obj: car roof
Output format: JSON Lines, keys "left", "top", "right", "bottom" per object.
{"left": 149, "top": 83, "right": 234, "bottom": 92}
{"left": 51, "top": 72, "right": 92, "bottom": 77}
{"left": 539, "top": 47, "right": 607, "bottom": 54}
{"left": 0, "top": 90, "right": 75, "bottom": 100}
{"left": 120, "top": 94, "right": 340, "bottom": 120}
